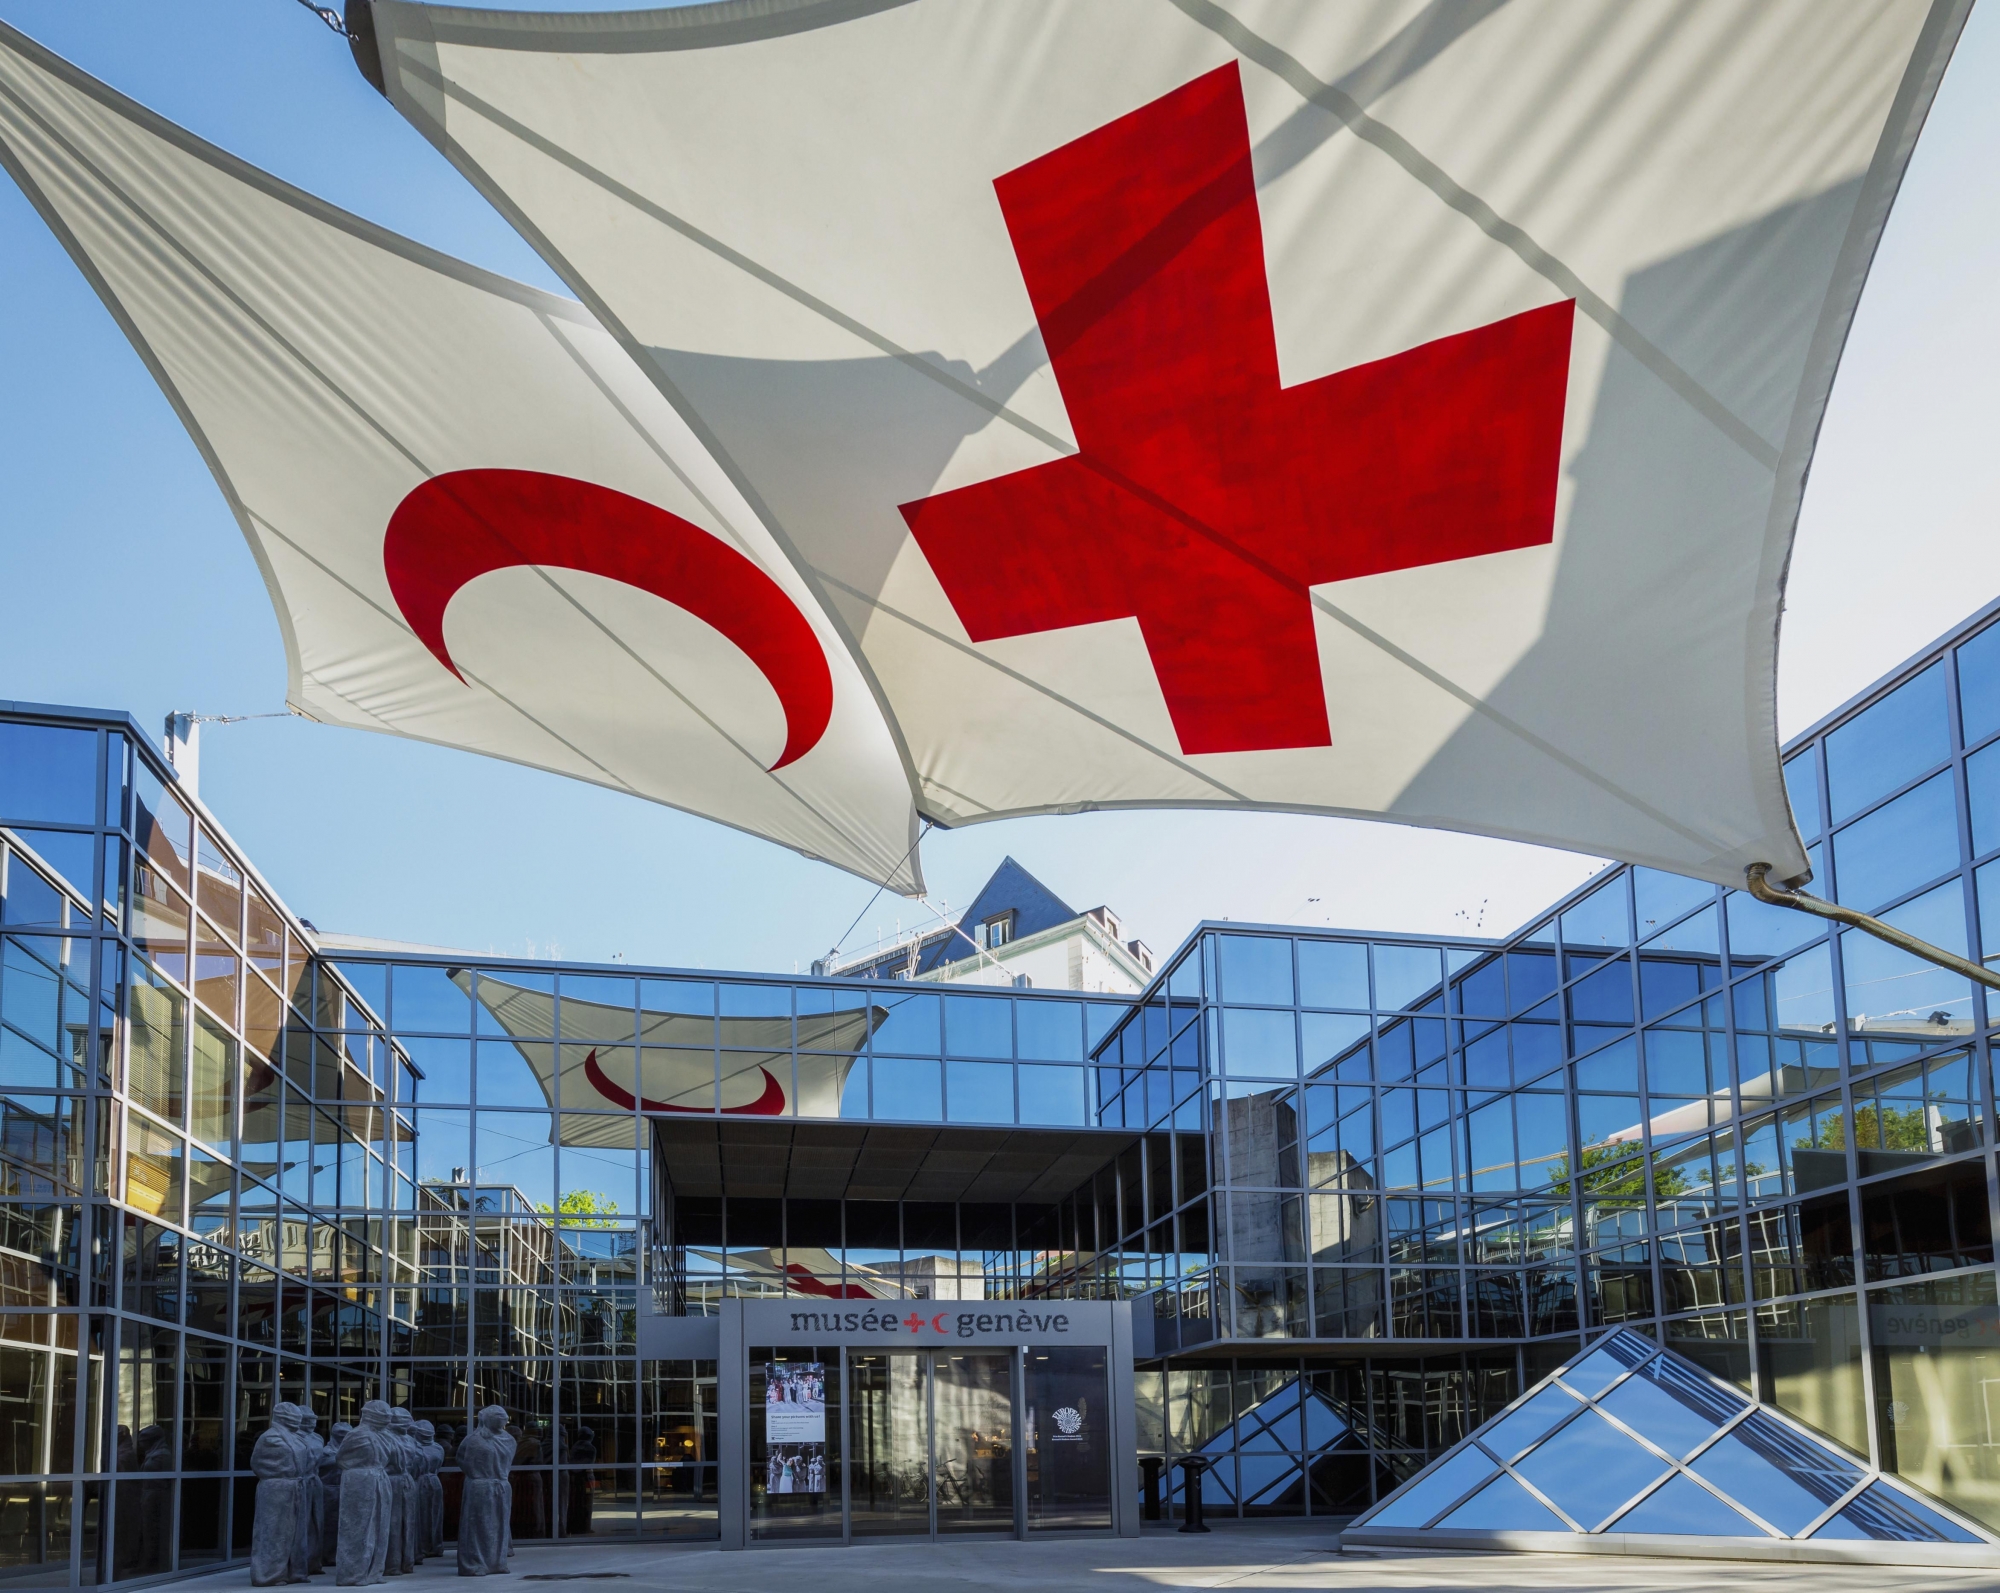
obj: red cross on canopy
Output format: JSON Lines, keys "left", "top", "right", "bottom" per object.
{"left": 900, "top": 62, "right": 1574, "bottom": 755}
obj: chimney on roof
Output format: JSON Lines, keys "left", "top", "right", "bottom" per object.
{"left": 163, "top": 711, "right": 200, "bottom": 796}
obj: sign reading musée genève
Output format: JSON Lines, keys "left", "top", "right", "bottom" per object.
{"left": 740, "top": 1297, "right": 1117, "bottom": 1346}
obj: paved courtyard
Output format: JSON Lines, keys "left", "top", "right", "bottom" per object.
{"left": 159, "top": 1524, "right": 2000, "bottom": 1593}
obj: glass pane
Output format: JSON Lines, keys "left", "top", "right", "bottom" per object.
{"left": 1689, "top": 1410, "right": 1859, "bottom": 1535}
{"left": 871, "top": 992, "right": 940, "bottom": 1056}
{"left": 1812, "top": 1480, "right": 1982, "bottom": 1543}
{"left": 1784, "top": 752, "right": 1822, "bottom": 841}
{"left": 1832, "top": 771, "right": 1957, "bottom": 913}
{"left": 945, "top": 1061, "right": 1013, "bottom": 1124}
{"left": 1869, "top": 1272, "right": 2000, "bottom": 1530}
{"left": 1514, "top": 1409, "right": 1668, "bottom": 1530}
{"left": 1611, "top": 1472, "right": 1765, "bottom": 1536}
{"left": 1959, "top": 620, "right": 2000, "bottom": 748}
{"left": 1373, "top": 945, "right": 1441, "bottom": 1012}
{"left": 943, "top": 996, "right": 1011, "bottom": 1059}
{"left": 1724, "top": 890, "right": 1821, "bottom": 964}
{"left": 1842, "top": 881, "right": 1972, "bottom": 1036}
{"left": 1363, "top": 1445, "right": 1494, "bottom": 1528}
{"left": 872, "top": 1058, "right": 941, "bottom": 1121}
{"left": 1297, "top": 940, "right": 1368, "bottom": 1009}
{"left": 0, "top": 724, "right": 96, "bottom": 824}
{"left": 1025, "top": 1346, "right": 1109, "bottom": 1531}
{"left": 1016, "top": 1065, "right": 1085, "bottom": 1126}
{"left": 1633, "top": 870, "right": 1714, "bottom": 939}
{"left": 1015, "top": 1001, "right": 1082, "bottom": 1062}
{"left": 1560, "top": 881, "right": 1630, "bottom": 949}
{"left": 1220, "top": 935, "right": 1293, "bottom": 1006}
{"left": 1559, "top": 1330, "right": 1654, "bottom": 1396}
{"left": 1437, "top": 1471, "right": 1568, "bottom": 1531}
{"left": 935, "top": 1352, "right": 1014, "bottom": 1532}
{"left": 849, "top": 1353, "right": 928, "bottom": 1536}
{"left": 1826, "top": 663, "right": 1949, "bottom": 822}
{"left": 1597, "top": 1354, "right": 1738, "bottom": 1460}
{"left": 392, "top": 965, "right": 472, "bottom": 1034}
{"left": 1222, "top": 1008, "right": 1297, "bottom": 1078}
{"left": 1478, "top": 1383, "right": 1582, "bottom": 1462}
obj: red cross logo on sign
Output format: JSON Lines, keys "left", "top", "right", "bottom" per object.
{"left": 900, "top": 63, "right": 1573, "bottom": 755}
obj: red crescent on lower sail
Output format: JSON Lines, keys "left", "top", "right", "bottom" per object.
{"left": 583, "top": 1046, "right": 788, "bottom": 1116}
{"left": 383, "top": 468, "right": 833, "bottom": 769}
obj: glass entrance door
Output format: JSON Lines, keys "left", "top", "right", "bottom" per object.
{"left": 849, "top": 1351, "right": 1015, "bottom": 1538}
{"left": 934, "top": 1352, "right": 1014, "bottom": 1533}
{"left": 849, "top": 1352, "right": 930, "bottom": 1535}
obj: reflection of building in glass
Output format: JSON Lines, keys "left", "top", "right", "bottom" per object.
{"left": 8, "top": 605, "right": 2000, "bottom": 1570}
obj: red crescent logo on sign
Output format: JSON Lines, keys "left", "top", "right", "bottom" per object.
{"left": 384, "top": 468, "right": 833, "bottom": 769}
{"left": 931, "top": 1312, "right": 949, "bottom": 1335}
{"left": 582, "top": 1046, "right": 787, "bottom": 1116}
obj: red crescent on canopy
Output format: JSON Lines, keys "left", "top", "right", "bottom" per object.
{"left": 383, "top": 468, "right": 833, "bottom": 769}
{"left": 582, "top": 1046, "right": 788, "bottom": 1115}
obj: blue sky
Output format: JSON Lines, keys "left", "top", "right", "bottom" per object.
{"left": 3, "top": 1, "right": 1999, "bottom": 974}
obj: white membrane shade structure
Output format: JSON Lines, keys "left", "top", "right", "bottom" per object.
{"left": 0, "top": 21, "right": 923, "bottom": 892}
{"left": 353, "top": 0, "right": 1971, "bottom": 889}
{"left": 1345, "top": 1326, "right": 1996, "bottom": 1566}
{"left": 460, "top": 973, "right": 880, "bottom": 1138}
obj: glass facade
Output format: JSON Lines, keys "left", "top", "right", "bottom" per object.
{"left": 1116, "top": 606, "right": 2000, "bottom": 1533}
{"left": 5, "top": 600, "right": 2000, "bottom": 1575}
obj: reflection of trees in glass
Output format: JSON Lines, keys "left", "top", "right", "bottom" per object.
{"left": 538, "top": 1189, "right": 619, "bottom": 1227}
{"left": 1810, "top": 1105, "right": 1930, "bottom": 1153}
{"left": 1548, "top": 1143, "right": 1689, "bottom": 1203}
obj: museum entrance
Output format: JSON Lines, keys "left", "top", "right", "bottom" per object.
{"left": 719, "top": 1298, "right": 1134, "bottom": 1547}
{"left": 849, "top": 1350, "right": 1015, "bottom": 1537}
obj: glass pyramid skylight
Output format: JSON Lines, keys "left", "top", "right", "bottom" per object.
{"left": 1345, "top": 1328, "right": 1996, "bottom": 1564}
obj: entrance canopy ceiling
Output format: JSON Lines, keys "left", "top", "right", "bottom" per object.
{"left": 652, "top": 1117, "right": 1136, "bottom": 1202}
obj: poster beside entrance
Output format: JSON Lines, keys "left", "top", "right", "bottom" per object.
{"left": 765, "top": 1361, "right": 828, "bottom": 1496}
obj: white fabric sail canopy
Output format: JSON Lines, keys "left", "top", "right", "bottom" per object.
{"left": 0, "top": 20, "right": 923, "bottom": 891}
{"left": 355, "top": 0, "right": 1970, "bottom": 889}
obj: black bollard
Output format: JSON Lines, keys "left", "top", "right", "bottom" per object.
{"left": 1175, "top": 1455, "right": 1213, "bottom": 1533}
{"left": 1139, "top": 1457, "right": 1165, "bottom": 1522}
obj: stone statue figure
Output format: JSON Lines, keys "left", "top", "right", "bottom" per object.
{"left": 321, "top": 1422, "right": 352, "bottom": 1570}
{"left": 414, "top": 1420, "right": 446, "bottom": 1558}
{"left": 251, "top": 1404, "right": 306, "bottom": 1587}
{"left": 335, "top": 1402, "right": 396, "bottom": 1587}
{"left": 387, "top": 1408, "right": 418, "bottom": 1573}
{"left": 455, "top": 1407, "right": 513, "bottom": 1577}
{"left": 288, "top": 1404, "right": 326, "bottom": 1578}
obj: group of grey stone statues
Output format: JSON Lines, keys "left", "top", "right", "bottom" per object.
{"left": 251, "top": 1402, "right": 516, "bottom": 1585}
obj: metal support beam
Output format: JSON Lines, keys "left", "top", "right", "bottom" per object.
{"left": 1746, "top": 863, "right": 2000, "bottom": 991}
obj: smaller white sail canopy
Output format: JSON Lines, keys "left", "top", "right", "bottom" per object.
{"left": 457, "top": 972, "right": 881, "bottom": 1141}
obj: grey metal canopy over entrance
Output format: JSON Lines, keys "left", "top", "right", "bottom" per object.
{"left": 1345, "top": 1327, "right": 1997, "bottom": 1566}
